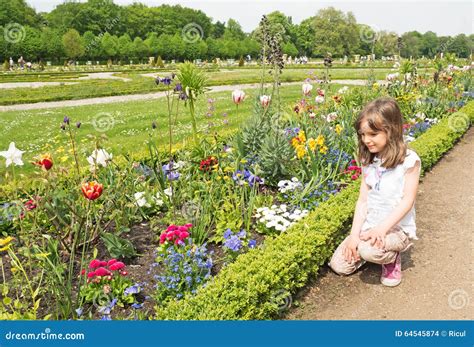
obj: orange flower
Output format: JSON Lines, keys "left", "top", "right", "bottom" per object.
{"left": 81, "top": 181, "right": 103, "bottom": 200}
{"left": 34, "top": 154, "right": 53, "bottom": 170}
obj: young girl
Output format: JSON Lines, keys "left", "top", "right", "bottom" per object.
{"left": 329, "top": 97, "right": 421, "bottom": 287}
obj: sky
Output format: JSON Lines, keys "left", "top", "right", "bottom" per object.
{"left": 27, "top": 0, "right": 473, "bottom": 36}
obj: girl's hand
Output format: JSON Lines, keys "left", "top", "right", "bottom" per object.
{"left": 343, "top": 234, "right": 360, "bottom": 263}
{"left": 360, "top": 227, "right": 386, "bottom": 249}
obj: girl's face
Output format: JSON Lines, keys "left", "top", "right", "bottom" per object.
{"left": 359, "top": 119, "right": 388, "bottom": 155}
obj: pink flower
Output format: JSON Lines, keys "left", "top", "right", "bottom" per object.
{"left": 184, "top": 223, "right": 193, "bottom": 228}
{"left": 87, "top": 271, "right": 96, "bottom": 278}
{"left": 179, "top": 231, "right": 189, "bottom": 239}
{"left": 260, "top": 95, "right": 271, "bottom": 108}
{"left": 94, "top": 267, "right": 111, "bottom": 277}
{"left": 107, "top": 259, "right": 117, "bottom": 266}
{"left": 166, "top": 225, "right": 178, "bottom": 232}
{"left": 89, "top": 259, "right": 102, "bottom": 269}
{"left": 109, "top": 262, "right": 125, "bottom": 271}
{"left": 351, "top": 174, "right": 358, "bottom": 180}
{"left": 302, "top": 83, "right": 313, "bottom": 96}
{"left": 317, "top": 88, "right": 325, "bottom": 97}
{"left": 232, "top": 90, "right": 246, "bottom": 105}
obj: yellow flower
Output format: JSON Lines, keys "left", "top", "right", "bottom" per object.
{"left": 308, "top": 138, "right": 317, "bottom": 151}
{"left": 316, "top": 135, "right": 325, "bottom": 146}
{"left": 298, "top": 130, "right": 306, "bottom": 143}
{"left": 223, "top": 166, "right": 234, "bottom": 173}
{"left": 0, "top": 236, "right": 14, "bottom": 247}
{"left": 296, "top": 145, "right": 307, "bottom": 159}
{"left": 60, "top": 156, "right": 69, "bottom": 163}
{"left": 319, "top": 145, "right": 328, "bottom": 154}
{"left": 335, "top": 124, "right": 343, "bottom": 135}
{"left": 35, "top": 252, "right": 51, "bottom": 258}
{"left": 240, "top": 159, "right": 247, "bottom": 164}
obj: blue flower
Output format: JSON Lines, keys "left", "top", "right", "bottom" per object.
{"left": 248, "top": 239, "right": 257, "bottom": 249}
{"left": 124, "top": 284, "right": 141, "bottom": 296}
{"left": 237, "top": 230, "right": 246, "bottom": 238}
{"left": 223, "top": 235, "right": 242, "bottom": 252}
{"left": 75, "top": 307, "right": 83, "bottom": 317}
{"left": 223, "top": 229, "right": 233, "bottom": 239}
{"left": 131, "top": 303, "right": 143, "bottom": 310}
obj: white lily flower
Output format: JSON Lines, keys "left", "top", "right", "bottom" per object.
{"left": 0, "top": 142, "right": 24, "bottom": 167}
{"left": 87, "top": 149, "right": 113, "bottom": 170}
{"left": 134, "top": 192, "right": 150, "bottom": 208}
{"left": 164, "top": 187, "right": 173, "bottom": 197}
{"left": 302, "top": 83, "right": 313, "bottom": 96}
{"left": 315, "top": 95, "right": 325, "bottom": 104}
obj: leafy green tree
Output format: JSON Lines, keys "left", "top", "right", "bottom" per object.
{"left": 400, "top": 31, "right": 422, "bottom": 58}
{"left": 100, "top": 32, "right": 119, "bottom": 59}
{"left": 131, "top": 36, "right": 148, "bottom": 61}
{"left": 117, "top": 33, "right": 133, "bottom": 60}
{"left": 62, "top": 28, "right": 84, "bottom": 59}
{"left": 0, "top": 0, "right": 41, "bottom": 27}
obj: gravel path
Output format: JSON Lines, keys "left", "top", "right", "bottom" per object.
{"left": 284, "top": 127, "right": 474, "bottom": 320}
{"left": 0, "top": 79, "right": 382, "bottom": 112}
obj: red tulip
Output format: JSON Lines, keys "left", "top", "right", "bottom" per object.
{"left": 34, "top": 154, "right": 53, "bottom": 170}
{"left": 81, "top": 181, "right": 103, "bottom": 200}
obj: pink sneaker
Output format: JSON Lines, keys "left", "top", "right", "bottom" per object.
{"left": 381, "top": 252, "right": 402, "bottom": 287}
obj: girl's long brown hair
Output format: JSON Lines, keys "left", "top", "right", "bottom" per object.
{"left": 355, "top": 97, "right": 407, "bottom": 169}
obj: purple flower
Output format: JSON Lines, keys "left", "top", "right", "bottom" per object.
{"left": 161, "top": 77, "right": 172, "bottom": 86}
{"left": 124, "top": 284, "right": 141, "bottom": 296}
{"left": 223, "top": 229, "right": 233, "bottom": 239}
{"left": 131, "top": 303, "right": 143, "bottom": 309}
{"left": 237, "top": 230, "right": 246, "bottom": 238}
{"left": 76, "top": 122, "right": 81, "bottom": 128}
{"left": 75, "top": 307, "right": 83, "bottom": 317}
{"left": 63, "top": 116, "right": 70, "bottom": 124}
{"left": 248, "top": 239, "right": 257, "bottom": 249}
{"left": 179, "top": 92, "right": 188, "bottom": 101}
{"left": 223, "top": 235, "right": 242, "bottom": 252}
{"left": 162, "top": 162, "right": 180, "bottom": 181}
{"left": 174, "top": 83, "right": 183, "bottom": 92}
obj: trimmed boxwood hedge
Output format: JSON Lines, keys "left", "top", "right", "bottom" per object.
{"left": 154, "top": 100, "right": 474, "bottom": 320}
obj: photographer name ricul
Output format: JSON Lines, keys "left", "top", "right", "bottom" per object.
{"left": 449, "top": 330, "right": 466, "bottom": 337}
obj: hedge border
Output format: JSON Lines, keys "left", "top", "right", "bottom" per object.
{"left": 154, "top": 100, "right": 474, "bottom": 320}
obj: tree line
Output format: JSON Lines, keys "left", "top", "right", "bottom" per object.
{"left": 0, "top": 0, "right": 472, "bottom": 63}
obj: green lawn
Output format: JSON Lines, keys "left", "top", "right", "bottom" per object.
{"left": 0, "top": 82, "right": 359, "bottom": 181}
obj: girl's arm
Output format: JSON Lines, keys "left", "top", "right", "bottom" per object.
{"left": 349, "top": 174, "right": 369, "bottom": 237}
{"left": 362, "top": 161, "right": 421, "bottom": 247}
{"left": 343, "top": 175, "right": 369, "bottom": 262}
